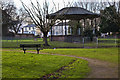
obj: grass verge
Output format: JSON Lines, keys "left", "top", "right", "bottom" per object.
{"left": 40, "top": 48, "right": 118, "bottom": 64}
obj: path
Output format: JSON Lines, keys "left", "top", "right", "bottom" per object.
{"left": 26, "top": 51, "right": 118, "bottom": 78}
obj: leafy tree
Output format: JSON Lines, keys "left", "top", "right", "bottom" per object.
{"left": 100, "top": 5, "right": 119, "bottom": 34}
{"left": 69, "top": 20, "right": 82, "bottom": 35}
{"left": 83, "top": 27, "right": 94, "bottom": 41}
{"left": 0, "top": 1, "right": 14, "bottom": 36}
{"left": 107, "top": 2, "right": 120, "bottom": 28}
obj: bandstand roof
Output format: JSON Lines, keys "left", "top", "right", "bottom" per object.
{"left": 47, "top": 7, "right": 100, "bottom": 20}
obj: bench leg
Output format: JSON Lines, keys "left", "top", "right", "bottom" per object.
{"left": 37, "top": 49, "right": 39, "bottom": 54}
{"left": 23, "top": 49, "right": 26, "bottom": 54}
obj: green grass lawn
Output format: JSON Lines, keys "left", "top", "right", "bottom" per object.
{"left": 2, "top": 49, "right": 89, "bottom": 78}
{"left": 41, "top": 48, "right": 118, "bottom": 64}
{"left": 2, "top": 47, "right": 118, "bottom": 78}
{"left": 2, "top": 37, "right": 119, "bottom": 48}
{"left": 98, "top": 38, "right": 120, "bottom": 41}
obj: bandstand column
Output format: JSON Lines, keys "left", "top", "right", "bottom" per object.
{"left": 62, "top": 20, "right": 63, "bottom": 35}
{"left": 50, "top": 26, "right": 53, "bottom": 41}
{"left": 94, "top": 18, "right": 97, "bottom": 36}
{"left": 65, "top": 20, "right": 67, "bottom": 35}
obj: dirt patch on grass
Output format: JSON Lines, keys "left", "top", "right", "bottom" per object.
{"left": 41, "top": 59, "right": 76, "bottom": 79}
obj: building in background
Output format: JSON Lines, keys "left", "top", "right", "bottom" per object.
{"left": 18, "top": 24, "right": 36, "bottom": 35}
{"left": 18, "top": 24, "right": 43, "bottom": 37}
{"left": 23, "top": 24, "right": 36, "bottom": 35}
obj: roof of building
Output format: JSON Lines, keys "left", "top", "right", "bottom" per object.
{"left": 24, "top": 24, "right": 36, "bottom": 27}
{"left": 47, "top": 7, "right": 100, "bottom": 20}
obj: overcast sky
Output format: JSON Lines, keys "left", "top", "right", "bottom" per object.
{"left": 13, "top": 0, "right": 75, "bottom": 9}
{"left": 13, "top": 0, "right": 119, "bottom": 10}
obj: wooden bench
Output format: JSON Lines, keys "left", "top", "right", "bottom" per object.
{"left": 20, "top": 44, "right": 41, "bottom": 54}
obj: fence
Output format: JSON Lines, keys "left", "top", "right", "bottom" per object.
{"left": 2, "top": 37, "right": 43, "bottom": 48}
{"left": 1, "top": 36, "right": 119, "bottom": 48}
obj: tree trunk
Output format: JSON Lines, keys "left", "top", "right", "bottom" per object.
{"left": 43, "top": 32, "right": 49, "bottom": 46}
{"left": 15, "top": 31, "right": 18, "bottom": 35}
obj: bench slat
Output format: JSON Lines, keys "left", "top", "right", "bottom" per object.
{"left": 20, "top": 44, "right": 41, "bottom": 47}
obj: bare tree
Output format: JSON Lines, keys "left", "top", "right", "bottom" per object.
{"left": 0, "top": 1, "right": 16, "bottom": 36}
{"left": 0, "top": 1, "right": 16, "bottom": 18}
{"left": 10, "top": 8, "right": 28, "bottom": 34}
{"left": 21, "top": 0, "right": 57, "bottom": 46}
{"left": 1, "top": 1, "right": 28, "bottom": 35}
{"left": 73, "top": 0, "right": 109, "bottom": 13}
